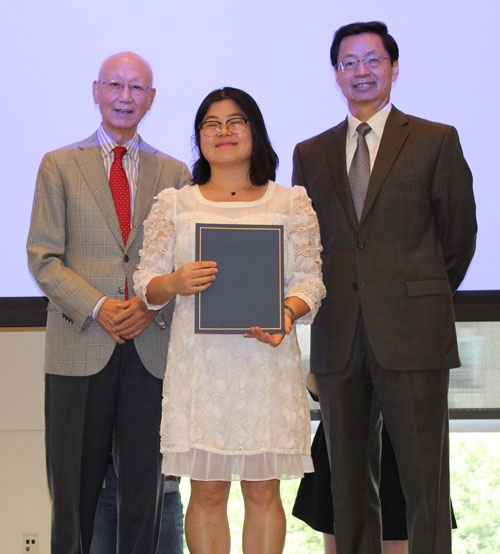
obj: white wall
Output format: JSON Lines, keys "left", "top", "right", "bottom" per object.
{"left": 0, "top": 330, "right": 51, "bottom": 554}
{"left": 3, "top": 0, "right": 500, "bottom": 296}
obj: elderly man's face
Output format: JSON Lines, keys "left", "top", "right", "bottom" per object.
{"left": 335, "top": 33, "right": 398, "bottom": 118}
{"left": 93, "top": 53, "right": 156, "bottom": 143}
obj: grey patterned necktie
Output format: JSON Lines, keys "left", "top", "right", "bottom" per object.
{"left": 349, "top": 122, "right": 372, "bottom": 221}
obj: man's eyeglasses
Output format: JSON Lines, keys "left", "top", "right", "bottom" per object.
{"left": 199, "top": 117, "right": 249, "bottom": 137}
{"left": 99, "top": 80, "right": 151, "bottom": 98}
{"left": 336, "top": 56, "right": 391, "bottom": 73}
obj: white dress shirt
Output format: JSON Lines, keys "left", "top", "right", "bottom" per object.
{"left": 346, "top": 103, "right": 392, "bottom": 173}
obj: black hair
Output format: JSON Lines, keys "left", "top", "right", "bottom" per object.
{"left": 330, "top": 21, "right": 399, "bottom": 68}
{"left": 192, "top": 87, "right": 278, "bottom": 186}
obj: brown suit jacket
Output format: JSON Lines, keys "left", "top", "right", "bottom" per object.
{"left": 292, "top": 106, "right": 477, "bottom": 373}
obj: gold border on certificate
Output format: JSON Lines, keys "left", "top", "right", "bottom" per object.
{"left": 195, "top": 224, "right": 284, "bottom": 333}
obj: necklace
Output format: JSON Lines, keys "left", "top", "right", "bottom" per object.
{"left": 208, "top": 182, "right": 254, "bottom": 196}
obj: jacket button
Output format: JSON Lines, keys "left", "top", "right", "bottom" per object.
{"left": 352, "top": 281, "right": 358, "bottom": 290}
{"left": 118, "top": 286, "right": 125, "bottom": 294}
{"left": 357, "top": 241, "right": 365, "bottom": 249}
{"left": 124, "top": 254, "right": 129, "bottom": 262}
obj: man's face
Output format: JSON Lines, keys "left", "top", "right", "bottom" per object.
{"left": 335, "top": 33, "right": 399, "bottom": 118}
{"left": 93, "top": 53, "right": 156, "bottom": 143}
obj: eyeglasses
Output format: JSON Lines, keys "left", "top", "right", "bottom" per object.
{"left": 336, "top": 56, "right": 391, "bottom": 73}
{"left": 98, "top": 80, "right": 151, "bottom": 98}
{"left": 199, "top": 117, "right": 249, "bottom": 137}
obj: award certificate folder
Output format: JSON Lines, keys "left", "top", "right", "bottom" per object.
{"left": 195, "top": 223, "right": 284, "bottom": 334}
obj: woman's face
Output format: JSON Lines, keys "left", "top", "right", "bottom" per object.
{"left": 199, "top": 99, "right": 253, "bottom": 170}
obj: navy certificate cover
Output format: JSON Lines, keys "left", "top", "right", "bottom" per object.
{"left": 195, "top": 223, "right": 284, "bottom": 334}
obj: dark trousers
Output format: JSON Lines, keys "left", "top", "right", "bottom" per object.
{"left": 45, "top": 340, "right": 163, "bottom": 554}
{"left": 90, "top": 464, "right": 184, "bottom": 554}
{"left": 315, "top": 313, "right": 451, "bottom": 554}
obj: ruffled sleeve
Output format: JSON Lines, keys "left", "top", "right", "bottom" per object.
{"left": 133, "top": 187, "right": 177, "bottom": 310}
{"left": 285, "top": 186, "right": 326, "bottom": 323}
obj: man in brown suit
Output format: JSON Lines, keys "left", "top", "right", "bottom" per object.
{"left": 292, "top": 22, "right": 477, "bottom": 554}
{"left": 27, "top": 52, "right": 190, "bottom": 554}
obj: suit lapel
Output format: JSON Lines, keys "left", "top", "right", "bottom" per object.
{"left": 326, "top": 119, "right": 358, "bottom": 228}
{"left": 76, "top": 136, "right": 162, "bottom": 252}
{"left": 76, "top": 141, "right": 125, "bottom": 248}
{"left": 359, "top": 107, "right": 410, "bottom": 225}
{"left": 129, "top": 147, "right": 160, "bottom": 250}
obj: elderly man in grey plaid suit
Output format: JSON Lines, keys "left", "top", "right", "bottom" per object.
{"left": 27, "top": 52, "right": 190, "bottom": 554}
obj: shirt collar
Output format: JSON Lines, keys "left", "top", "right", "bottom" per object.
{"left": 96, "top": 125, "right": 141, "bottom": 164}
{"left": 347, "top": 103, "right": 392, "bottom": 141}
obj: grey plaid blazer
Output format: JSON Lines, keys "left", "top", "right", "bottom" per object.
{"left": 27, "top": 132, "right": 191, "bottom": 378}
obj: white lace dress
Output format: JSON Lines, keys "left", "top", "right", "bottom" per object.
{"left": 134, "top": 181, "right": 326, "bottom": 481}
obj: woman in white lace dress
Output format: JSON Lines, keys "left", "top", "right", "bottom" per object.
{"left": 134, "top": 87, "right": 325, "bottom": 554}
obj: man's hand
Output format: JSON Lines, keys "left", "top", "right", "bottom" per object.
{"left": 97, "top": 297, "right": 158, "bottom": 343}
